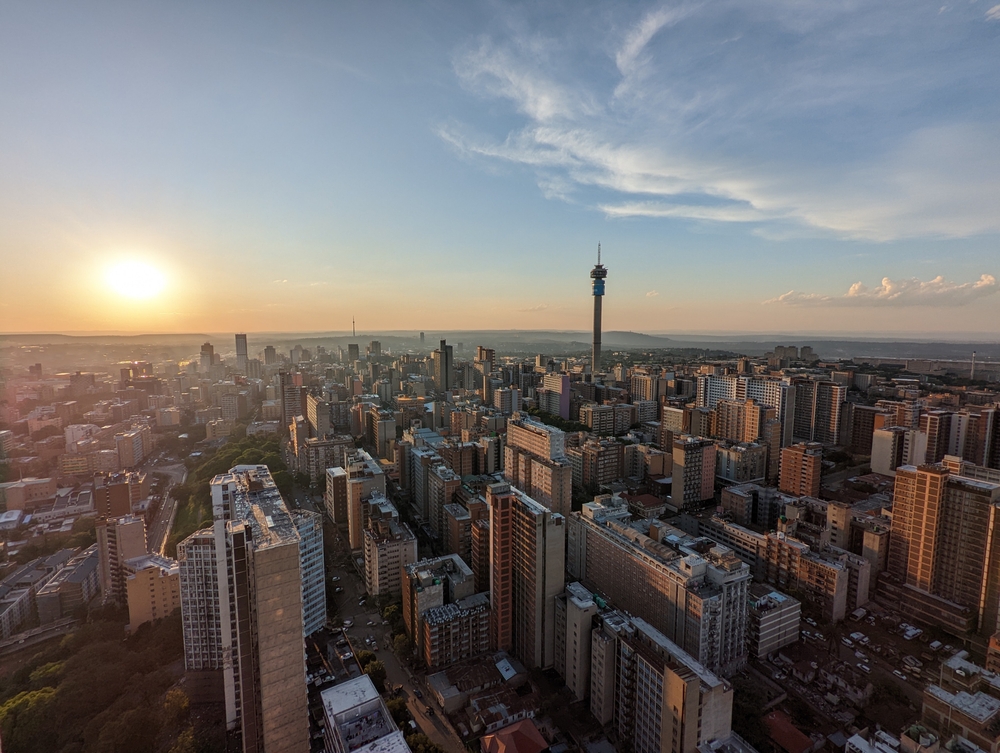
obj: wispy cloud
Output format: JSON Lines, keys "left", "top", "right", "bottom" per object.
{"left": 764, "top": 274, "right": 998, "bottom": 307}
{"left": 273, "top": 279, "right": 288, "bottom": 284}
{"left": 442, "top": 3, "right": 1000, "bottom": 241}
{"left": 645, "top": 290, "right": 659, "bottom": 297}
{"left": 454, "top": 38, "right": 587, "bottom": 122}
{"left": 518, "top": 303, "right": 549, "bottom": 312}
{"left": 987, "top": 5, "right": 1000, "bottom": 21}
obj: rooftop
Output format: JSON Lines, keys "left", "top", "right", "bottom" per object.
{"left": 926, "top": 685, "right": 1000, "bottom": 724}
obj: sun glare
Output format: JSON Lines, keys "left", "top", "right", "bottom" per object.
{"left": 105, "top": 260, "right": 167, "bottom": 300}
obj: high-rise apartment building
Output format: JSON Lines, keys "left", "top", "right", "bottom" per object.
{"left": 200, "top": 342, "right": 215, "bottom": 373}
{"left": 504, "top": 415, "right": 573, "bottom": 516}
{"left": 96, "top": 514, "right": 147, "bottom": 604}
{"left": 343, "top": 449, "right": 386, "bottom": 551}
{"left": 568, "top": 501, "right": 749, "bottom": 676}
{"left": 278, "top": 371, "right": 303, "bottom": 429}
{"left": 779, "top": 442, "right": 823, "bottom": 497}
{"left": 263, "top": 345, "right": 276, "bottom": 365}
{"left": 177, "top": 466, "right": 323, "bottom": 752}
{"left": 432, "top": 339, "right": 453, "bottom": 392}
{"left": 362, "top": 496, "right": 417, "bottom": 598}
{"left": 553, "top": 582, "right": 599, "bottom": 701}
{"left": 235, "top": 334, "right": 248, "bottom": 374}
{"left": 402, "top": 554, "right": 476, "bottom": 661}
{"left": 697, "top": 374, "right": 797, "bottom": 446}
{"left": 590, "top": 612, "right": 735, "bottom": 753}
{"left": 671, "top": 436, "right": 717, "bottom": 511}
{"left": 538, "top": 373, "right": 571, "bottom": 420}
{"left": 123, "top": 554, "right": 181, "bottom": 633}
{"left": 488, "top": 482, "right": 566, "bottom": 670}
{"left": 887, "top": 463, "right": 1000, "bottom": 635}
{"left": 790, "top": 378, "right": 846, "bottom": 445}
{"left": 305, "top": 393, "right": 331, "bottom": 438}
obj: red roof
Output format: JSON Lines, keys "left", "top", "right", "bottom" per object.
{"left": 764, "top": 710, "right": 812, "bottom": 753}
{"left": 480, "top": 719, "right": 548, "bottom": 753}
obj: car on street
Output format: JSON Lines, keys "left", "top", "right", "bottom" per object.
{"left": 413, "top": 689, "right": 422, "bottom": 698}
{"left": 335, "top": 587, "right": 343, "bottom": 593}
{"left": 425, "top": 707, "right": 434, "bottom": 716}
{"left": 331, "top": 576, "right": 340, "bottom": 582}
{"left": 893, "top": 670, "right": 907, "bottom": 680}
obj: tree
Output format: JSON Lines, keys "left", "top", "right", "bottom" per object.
{"left": 364, "top": 659, "right": 387, "bottom": 693}
{"left": 169, "top": 727, "right": 198, "bottom": 753}
{"left": 393, "top": 633, "right": 414, "bottom": 661}
{"left": 356, "top": 650, "right": 376, "bottom": 668}
{"left": 0, "top": 688, "right": 58, "bottom": 753}
{"left": 386, "top": 697, "right": 410, "bottom": 726}
{"left": 163, "top": 687, "right": 190, "bottom": 726}
{"left": 405, "top": 733, "right": 447, "bottom": 753}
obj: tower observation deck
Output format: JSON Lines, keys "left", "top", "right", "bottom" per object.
{"left": 591, "top": 243, "right": 608, "bottom": 375}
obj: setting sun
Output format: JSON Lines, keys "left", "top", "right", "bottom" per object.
{"left": 105, "top": 260, "right": 167, "bottom": 300}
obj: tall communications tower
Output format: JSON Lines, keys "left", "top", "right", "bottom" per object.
{"left": 590, "top": 243, "right": 608, "bottom": 375}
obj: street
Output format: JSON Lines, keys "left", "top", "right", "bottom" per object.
{"left": 321, "top": 499, "right": 465, "bottom": 752}
{"left": 146, "top": 461, "right": 188, "bottom": 555}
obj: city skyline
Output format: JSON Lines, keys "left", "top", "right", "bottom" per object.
{"left": 2, "top": 2, "right": 998, "bottom": 335}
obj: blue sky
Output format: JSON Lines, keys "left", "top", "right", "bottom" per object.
{"left": 1, "top": 1, "right": 998, "bottom": 335}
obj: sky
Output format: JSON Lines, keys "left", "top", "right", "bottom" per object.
{"left": 1, "top": 1, "right": 999, "bottom": 337}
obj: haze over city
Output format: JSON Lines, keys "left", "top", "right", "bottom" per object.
{"left": 2, "top": 1, "right": 999, "bottom": 336}
{"left": 4, "top": 5, "right": 1000, "bottom": 753}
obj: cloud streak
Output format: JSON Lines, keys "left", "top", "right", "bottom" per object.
{"left": 442, "top": 3, "right": 1000, "bottom": 241}
{"left": 764, "top": 274, "right": 998, "bottom": 307}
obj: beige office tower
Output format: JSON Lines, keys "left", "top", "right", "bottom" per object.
{"left": 178, "top": 466, "right": 318, "bottom": 753}
{"left": 96, "top": 514, "right": 148, "bottom": 604}
{"left": 590, "top": 612, "right": 735, "bottom": 753}
{"left": 887, "top": 463, "right": 1000, "bottom": 636}
{"left": 488, "top": 482, "right": 566, "bottom": 670}
{"left": 504, "top": 415, "right": 573, "bottom": 516}
{"left": 344, "top": 449, "right": 386, "bottom": 551}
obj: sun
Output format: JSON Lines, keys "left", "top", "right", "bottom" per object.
{"left": 105, "top": 260, "right": 167, "bottom": 300}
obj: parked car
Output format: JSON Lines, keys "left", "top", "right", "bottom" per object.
{"left": 858, "top": 664, "right": 871, "bottom": 673}
{"left": 894, "top": 670, "right": 907, "bottom": 680}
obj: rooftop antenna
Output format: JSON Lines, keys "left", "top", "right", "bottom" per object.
{"left": 597, "top": 242, "right": 601, "bottom": 265}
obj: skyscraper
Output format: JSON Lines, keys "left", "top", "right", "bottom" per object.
{"left": 177, "top": 465, "right": 323, "bottom": 752}
{"left": 887, "top": 463, "right": 1000, "bottom": 635}
{"left": 200, "top": 342, "right": 214, "bottom": 373}
{"left": 235, "top": 333, "right": 248, "bottom": 373}
{"left": 590, "top": 244, "right": 608, "bottom": 375}
{"left": 488, "top": 482, "right": 566, "bottom": 670}
{"left": 432, "top": 339, "right": 453, "bottom": 392}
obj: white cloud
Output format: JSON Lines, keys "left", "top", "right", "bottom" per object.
{"left": 272, "top": 279, "right": 288, "bottom": 283}
{"left": 518, "top": 303, "right": 549, "bottom": 312}
{"left": 763, "top": 274, "right": 998, "bottom": 307}
{"left": 453, "top": 38, "right": 586, "bottom": 122}
{"left": 616, "top": 5, "right": 693, "bottom": 76}
{"left": 987, "top": 5, "right": 1000, "bottom": 21}
{"left": 442, "top": 3, "right": 1000, "bottom": 241}
{"left": 646, "top": 290, "right": 659, "bottom": 297}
